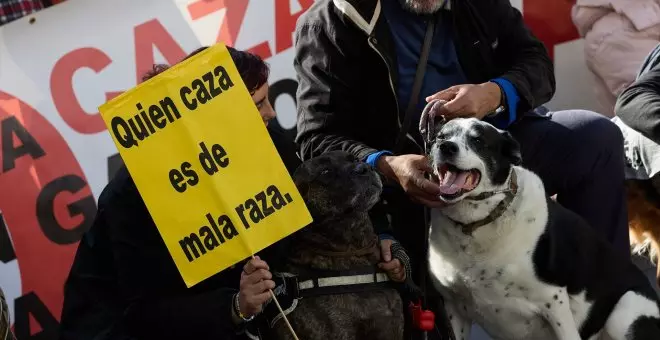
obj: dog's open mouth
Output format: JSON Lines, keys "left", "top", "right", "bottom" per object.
{"left": 436, "top": 163, "right": 481, "bottom": 199}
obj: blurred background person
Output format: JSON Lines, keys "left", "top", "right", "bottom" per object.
{"left": 572, "top": 0, "right": 660, "bottom": 117}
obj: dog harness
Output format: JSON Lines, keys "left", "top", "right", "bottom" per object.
{"left": 259, "top": 266, "right": 395, "bottom": 329}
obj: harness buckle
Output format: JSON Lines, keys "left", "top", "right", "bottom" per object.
{"left": 409, "top": 299, "right": 435, "bottom": 331}
{"left": 283, "top": 274, "right": 301, "bottom": 299}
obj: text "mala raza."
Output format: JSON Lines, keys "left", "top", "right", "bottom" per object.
{"left": 179, "top": 185, "right": 294, "bottom": 262}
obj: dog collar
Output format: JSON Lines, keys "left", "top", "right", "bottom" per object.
{"left": 450, "top": 169, "right": 518, "bottom": 235}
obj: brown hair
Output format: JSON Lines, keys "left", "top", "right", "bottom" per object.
{"left": 141, "top": 46, "right": 270, "bottom": 94}
{"left": 141, "top": 63, "right": 170, "bottom": 82}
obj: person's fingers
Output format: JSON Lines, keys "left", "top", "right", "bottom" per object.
{"left": 379, "top": 261, "right": 406, "bottom": 282}
{"left": 426, "top": 87, "right": 458, "bottom": 102}
{"left": 392, "top": 270, "right": 406, "bottom": 282}
{"left": 418, "top": 177, "right": 441, "bottom": 196}
{"left": 243, "top": 279, "right": 276, "bottom": 296}
{"left": 411, "top": 173, "right": 441, "bottom": 196}
{"left": 378, "top": 259, "right": 402, "bottom": 271}
{"left": 243, "top": 257, "right": 269, "bottom": 275}
{"left": 242, "top": 291, "right": 272, "bottom": 315}
{"left": 414, "top": 157, "right": 434, "bottom": 174}
{"left": 380, "top": 239, "right": 393, "bottom": 262}
{"left": 254, "top": 279, "right": 276, "bottom": 293}
{"left": 243, "top": 269, "right": 272, "bottom": 285}
{"left": 440, "top": 95, "right": 468, "bottom": 116}
{"left": 249, "top": 291, "right": 271, "bottom": 312}
{"left": 250, "top": 291, "right": 272, "bottom": 306}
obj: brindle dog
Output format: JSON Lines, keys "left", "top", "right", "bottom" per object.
{"left": 271, "top": 151, "right": 404, "bottom": 340}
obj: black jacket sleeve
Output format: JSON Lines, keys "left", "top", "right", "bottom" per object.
{"left": 615, "top": 65, "right": 660, "bottom": 145}
{"left": 102, "top": 193, "right": 243, "bottom": 340}
{"left": 121, "top": 288, "right": 240, "bottom": 340}
{"left": 106, "top": 128, "right": 303, "bottom": 340}
{"left": 294, "top": 23, "right": 379, "bottom": 161}
{"left": 490, "top": 0, "right": 555, "bottom": 115}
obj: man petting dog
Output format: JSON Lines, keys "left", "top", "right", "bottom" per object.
{"left": 294, "top": 0, "right": 628, "bottom": 338}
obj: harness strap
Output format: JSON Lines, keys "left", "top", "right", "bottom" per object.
{"left": 276, "top": 267, "right": 393, "bottom": 299}
{"left": 261, "top": 269, "right": 395, "bottom": 332}
{"left": 296, "top": 272, "right": 391, "bottom": 297}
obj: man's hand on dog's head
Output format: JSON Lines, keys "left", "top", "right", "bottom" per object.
{"left": 378, "top": 239, "right": 406, "bottom": 282}
{"left": 425, "top": 82, "right": 502, "bottom": 120}
{"left": 377, "top": 154, "right": 446, "bottom": 208}
{"left": 237, "top": 256, "right": 275, "bottom": 320}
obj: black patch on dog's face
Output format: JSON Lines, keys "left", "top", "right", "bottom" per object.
{"left": 432, "top": 119, "right": 522, "bottom": 187}
{"left": 292, "top": 151, "right": 382, "bottom": 219}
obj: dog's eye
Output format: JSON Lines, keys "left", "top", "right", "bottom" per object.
{"left": 473, "top": 136, "right": 484, "bottom": 145}
{"left": 321, "top": 169, "right": 330, "bottom": 175}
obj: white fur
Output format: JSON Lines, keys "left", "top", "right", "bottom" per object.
{"left": 427, "top": 119, "right": 659, "bottom": 340}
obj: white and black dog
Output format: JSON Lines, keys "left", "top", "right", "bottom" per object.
{"left": 420, "top": 100, "right": 660, "bottom": 340}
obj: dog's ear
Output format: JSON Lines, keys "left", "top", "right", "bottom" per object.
{"left": 500, "top": 131, "right": 522, "bottom": 166}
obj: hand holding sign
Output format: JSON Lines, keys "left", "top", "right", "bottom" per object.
{"left": 238, "top": 256, "right": 275, "bottom": 318}
{"left": 98, "top": 43, "right": 312, "bottom": 287}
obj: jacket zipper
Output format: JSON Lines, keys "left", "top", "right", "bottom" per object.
{"left": 367, "top": 36, "right": 421, "bottom": 151}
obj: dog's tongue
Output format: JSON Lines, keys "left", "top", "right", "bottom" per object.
{"left": 439, "top": 171, "right": 471, "bottom": 195}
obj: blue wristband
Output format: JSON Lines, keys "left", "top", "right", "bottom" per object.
{"left": 378, "top": 233, "right": 395, "bottom": 241}
{"left": 366, "top": 150, "right": 393, "bottom": 168}
{"left": 489, "top": 78, "right": 520, "bottom": 128}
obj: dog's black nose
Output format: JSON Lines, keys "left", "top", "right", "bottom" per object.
{"left": 353, "top": 163, "right": 369, "bottom": 175}
{"left": 439, "top": 141, "right": 458, "bottom": 157}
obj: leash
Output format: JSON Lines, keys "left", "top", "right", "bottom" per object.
{"left": 419, "top": 101, "right": 457, "bottom": 340}
{"left": 389, "top": 6, "right": 455, "bottom": 339}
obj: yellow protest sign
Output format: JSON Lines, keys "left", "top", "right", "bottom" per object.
{"left": 98, "top": 43, "right": 313, "bottom": 288}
